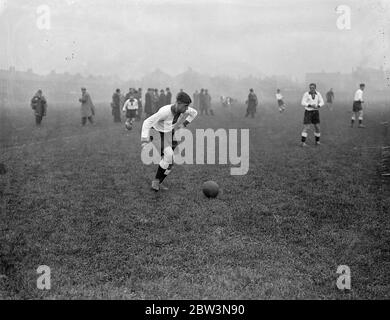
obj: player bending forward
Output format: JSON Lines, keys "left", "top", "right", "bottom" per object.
{"left": 141, "top": 92, "right": 198, "bottom": 191}
{"left": 275, "top": 89, "right": 286, "bottom": 113}
{"left": 123, "top": 95, "right": 139, "bottom": 130}
{"left": 300, "top": 83, "right": 324, "bottom": 147}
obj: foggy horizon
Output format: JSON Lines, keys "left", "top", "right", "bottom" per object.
{"left": 0, "top": 0, "right": 389, "bottom": 81}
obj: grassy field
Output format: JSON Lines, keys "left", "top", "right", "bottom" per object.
{"left": 0, "top": 99, "right": 389, "bottom": 299}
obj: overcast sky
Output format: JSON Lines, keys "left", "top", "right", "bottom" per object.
{"left": 0, "top": 0, "right": 389, "bottom": 80}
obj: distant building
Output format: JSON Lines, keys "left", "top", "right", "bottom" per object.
{"left": 305, "top": 67, "right": 387, "bottom": 92}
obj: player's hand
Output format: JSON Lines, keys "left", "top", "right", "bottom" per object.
{"left": 141, "top": 138, "right": 149, "bottom": 149}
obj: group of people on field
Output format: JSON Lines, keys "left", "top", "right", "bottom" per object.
{"left": 30, "top": 83, "right": 367, "bottom": 148}
{"left": 192, "top": 89, "right": 214, "bottom": 116}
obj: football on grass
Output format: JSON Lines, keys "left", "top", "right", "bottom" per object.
{"left": 202, "top": 181, "right": 219, "bottom": 198}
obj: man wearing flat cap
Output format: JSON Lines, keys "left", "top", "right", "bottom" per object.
{"left": 141, "top": 92, "right": 198, "bottom": 192}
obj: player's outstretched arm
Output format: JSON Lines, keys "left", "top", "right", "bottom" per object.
{"left": 141, "top": 109, "right": 165, "bottom": 145}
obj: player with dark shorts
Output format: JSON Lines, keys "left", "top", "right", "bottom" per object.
{"left": 141, "top": 92, "right": 198, "bottom": 192}
{"left": 300, "top": 83, "right": 324, "bottom": 147}
{"left": 351, "top": 84, "right": 365, "bottom": 128}
{"left": 275, "top": 89, "right": 286, "bottom": 113}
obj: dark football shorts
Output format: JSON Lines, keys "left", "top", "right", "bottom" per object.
{"left": 126, "top": 109, "right": 137, "bottom": 118}
{"left": 352, "top": 101, "right": 362, "bottom": 112}
{"left": 303, "top": 110, "right": 320, "bottom": 125}
{"left": 277, "top": 100, "right": 284, "bottom": 106}
{"left": 159, "top": 131, "right": 178, "bottom": 156}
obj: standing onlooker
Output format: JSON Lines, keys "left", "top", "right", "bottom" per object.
{"left": 79, "top": 87, "right": 95, "bottom": 126}
{"left": 351, "top": 84, "right": 365, "bottom": 128}
{"left": 152, "top": 89, "right": 159, "bottom": 112}
{"left": 326, "top": 88, "right": 334, "bottom": 111}
{"left": 245, "top": 88, "right": 258, "bottom": 118}
{"left": 165, "top": 88, "right": 172, "bottom": 105}
{"left": 144, "top": 88, "right": 153, "bottom": 117}
{"left": 158, "top": 89, "right": 167, "bottom": 110}
{"left": 199, "top": 88, "right": 208, "bottom": 115}
{"left": 125, "top": 88, "right": 134, "bottom": 102}
{"left": 193, "top": 90, "right": 200, "bottom": 110}
{"left": 205, "top": 89, "right": 214, "bottom": 115}
{"left": 31, "top": 89, "right": 47, "bottom": 126}
{"left": 135, "top": 88, "right": 143, "bottom": 121}
{"left": 111, "top": 89, "right": 122, "bottom": 123}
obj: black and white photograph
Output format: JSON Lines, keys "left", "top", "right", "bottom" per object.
{"left": 0, "top": 0, "right": 389, "bottom": 304}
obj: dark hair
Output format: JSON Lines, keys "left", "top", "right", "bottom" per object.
{"left": 360, "top": 83, "right": 365, "bottom": 87}
{"left": 176, "top": 92, "right": 192, "bottom": 105}
{"left": 309, "top": 83, "right": 316, "bottom": 88}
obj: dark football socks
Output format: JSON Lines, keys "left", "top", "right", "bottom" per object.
{"left": 155, "top": 165, "right": 166, "bottom": 183}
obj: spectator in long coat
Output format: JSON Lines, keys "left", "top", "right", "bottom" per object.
{"left": 79, "top": 87, "right": 95, "bottom": 125}
{"left": 111, "top": 89, "right": 122, "bottom": 123}
{"left": 152, "top": 89, "right": 159, "bottom": 113}
{"left": 135, "top": 88, "right": 143, "bottom": 121}
{"left": 165, "top": 88, "right": 172, "bottom": 105}
{"left": 144, "top": 88, "right": 153, "bottom": 117}
{"left": 158, "top": 89, "right": 166, "bottom": 110}
{"left": 205, "top": 89, "right": 214, "bottom": 115}
{"left": 245, "top": 88, "right": 258, "bottom": 118}
{"left": 199, "top": 88, "right": 208, "bottom": 115}
{"left": 30, "top": 89, "right": 47, "bottom": 126}
{"left": 193, "top": 90, "right": 200, "bottom": 110}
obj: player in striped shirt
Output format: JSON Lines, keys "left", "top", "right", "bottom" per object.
{"left": 141, "top": 92, "right": 198, "bottom": 191}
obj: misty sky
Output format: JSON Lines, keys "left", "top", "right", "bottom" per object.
{"left": 0, "top": 0, "right": 389, "bottom": 80}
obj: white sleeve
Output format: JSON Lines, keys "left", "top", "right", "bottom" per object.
{"left": 141, "top": 108, "right": 167, "bottom": 140}
{"left": 123, "top": 100, "right": 129, "bottom": 112}
{"left": 184, "top": 107, "right": 198, "bottom": 123}
{"left": 301, "top": 93, "right": 309, "bottom": 107}
{"left": 318, "top": 92, "right": 324, "bottom": 107}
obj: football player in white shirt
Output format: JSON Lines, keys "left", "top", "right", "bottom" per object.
{"left": 141, "top": 92, "right": 198, "bottom": 191}
{"left": 275, "top": 89, "right": 286, "bottom": 113}
{"left": 123, "top": 95, "right": 139, "bottom": 130}
{"left": 351, "top": 83, "right": 365, "bottom": 128}
{"left": 300, "top": 83, "right": 324, "bottom": 147}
